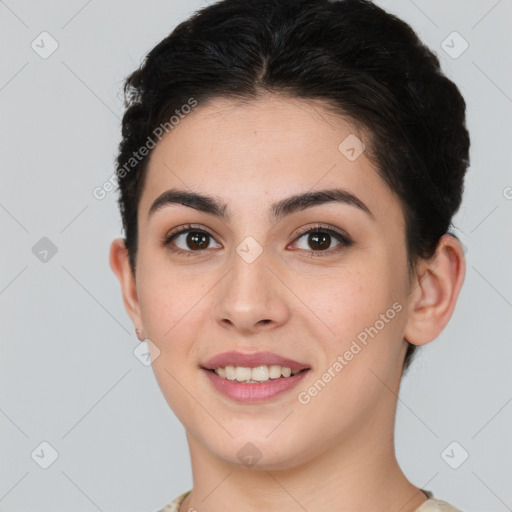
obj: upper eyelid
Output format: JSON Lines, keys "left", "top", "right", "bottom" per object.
{"left": 293, "top": 224, "right": 350, "bottom": 240}
{"left": 166, "top": 224, "right": 218, "bottom": 241}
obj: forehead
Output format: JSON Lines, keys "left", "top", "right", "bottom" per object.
{"left": 139, "top": 94, "right": 402, "bottom": 224}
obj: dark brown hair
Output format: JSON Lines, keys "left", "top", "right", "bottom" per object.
{"left": 114, "top": 0, "right": 470, "bottom": 371}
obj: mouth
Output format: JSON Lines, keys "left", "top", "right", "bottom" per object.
{"left": 200, "top": 351, "right": 311, "bottom": 403}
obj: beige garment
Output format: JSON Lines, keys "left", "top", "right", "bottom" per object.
{"left": 415, "top": 490, "right": 463, "bottom": 511}
{"left": 156, "top": 489, "right": 463, "bottom": 512}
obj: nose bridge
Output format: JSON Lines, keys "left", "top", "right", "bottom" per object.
{"left": 212, "top": 237, "right": 288, "bottom": 332}
{"left": 228, "top": 240, "right": 272, "bottom": 311}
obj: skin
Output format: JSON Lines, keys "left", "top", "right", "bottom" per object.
{"left": 110, "top": 94, "right": 465, "bottom": 512}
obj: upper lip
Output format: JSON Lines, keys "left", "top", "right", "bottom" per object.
{"left": 201, "top": 351, "right": 310, "bottom": 372}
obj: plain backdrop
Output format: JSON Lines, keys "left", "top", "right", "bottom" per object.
{"left": 0, "top": 0, "right": 511, "bottom": 511}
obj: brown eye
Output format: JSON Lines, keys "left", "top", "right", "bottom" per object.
{"left": 291, "top": 225, "right": 353, "bottom": 257}
{"left": 182, "top": 231, "right": 210, "bottom": 250}
{"left": 164, "top": 225, "right": 221, "bottom": 255}
{"left": 306, "top": 231, "right": 331, "bottom": 251}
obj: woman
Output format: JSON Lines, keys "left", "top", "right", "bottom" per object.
{"left": 109, "top": 0, "right": 469, "bottom": 510}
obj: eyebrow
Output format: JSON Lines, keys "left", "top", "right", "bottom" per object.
{"left": 147, "top": 187, "right": 374, "bottom": 223}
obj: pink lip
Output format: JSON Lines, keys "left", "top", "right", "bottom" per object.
{"left": 201, "top": 351, "right": 310, "bottom": 372}
{"left": 202, "top": 367, "right": 310, "bottom": 403}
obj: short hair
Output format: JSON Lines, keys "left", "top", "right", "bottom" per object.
{"left": 114, "top": 0, "right": 470, "bottom": 372}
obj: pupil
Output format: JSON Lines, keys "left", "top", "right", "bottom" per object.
{"left": 188, "top": 231, "right": 209, "bottom": 250}
{"left": 310, "top": 232, "right": 330, "bottom": 250}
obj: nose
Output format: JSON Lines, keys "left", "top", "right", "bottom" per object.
{"left": 211, "top": 247, "right": 290, "bottom": 335}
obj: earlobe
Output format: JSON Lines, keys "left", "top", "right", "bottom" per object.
{"left": 109, "top": 238, "right": 142, "bottom": 328}
{"left": 404, "top": 234, "right": 466, "bottom": 346}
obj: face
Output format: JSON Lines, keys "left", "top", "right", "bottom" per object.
{"left": 123, "top": 94, "right": 416, "bottom": 469}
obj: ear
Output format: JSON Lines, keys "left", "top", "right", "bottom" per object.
{"left": 404, "top": 234, "right": 466, "bottom": 346}
{"left": 109, "top": 238, "right": 143, "bottom": 330}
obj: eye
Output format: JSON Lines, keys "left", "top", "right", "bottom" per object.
{"left": 163, "top": 224, "right": 221, "bottom": 256}
{"left": 162, "top": 223, "right": 353, "bottom": 258}
{"left": 290, "top": 224, "right": 353, "bottom": 257}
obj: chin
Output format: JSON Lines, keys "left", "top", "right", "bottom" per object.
{"left": 211, "top": 435, "right": 310, "bottom": 471}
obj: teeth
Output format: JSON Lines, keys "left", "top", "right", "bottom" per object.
{"left": 213, "top": 365, "right": 302, "bottom": 382}
{"left": 268, "top": 365, "right": 282, "bottom": 379}
{"left": 235, "top": 366, "right": 252, "bottom": 381}
{"left": 252, "top": 365, "right": 269, "bottom": 381}
{"left": 225, "top": 366, "right": 236, "bottom": 380}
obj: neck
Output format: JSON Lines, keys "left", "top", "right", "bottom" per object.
{"left": 179, "top": 353, "right": 426, "bottom": 512}
{"left": 180, "top": 411, "right": 427, "bottom": 512}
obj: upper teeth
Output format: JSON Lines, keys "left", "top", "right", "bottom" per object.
{"left": 215, "top": 365, "right": 301, "bottom": 382}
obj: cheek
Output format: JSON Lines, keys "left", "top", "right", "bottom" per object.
{"left": 137, "top": 274, "right": 205, "bottom": 421}
{"left": 308, "top": 256, "right": 408, "bottom": 370}
{"left": 296, "top": 281, "right": 407, "bottom": 436}
{"left": 312, "top": 266, "right": 395, "bottom": 332}
{"left": 137, "top": 267, "right": 211, "bottom": 340}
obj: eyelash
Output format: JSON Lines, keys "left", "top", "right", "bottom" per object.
{"left": 162, "top": 223, "right": 353, "bottom": 258}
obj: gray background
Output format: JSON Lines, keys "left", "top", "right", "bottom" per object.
{"left": 0, "top": 0, "right": 511, "bottom": 511}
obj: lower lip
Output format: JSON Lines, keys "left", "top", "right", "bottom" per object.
{"left": 202, "top": 368, "right": 310, "bottom": 403}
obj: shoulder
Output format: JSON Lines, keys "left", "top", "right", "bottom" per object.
{"left": 154, "top": 490, "right": 191, "bottom": 512}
